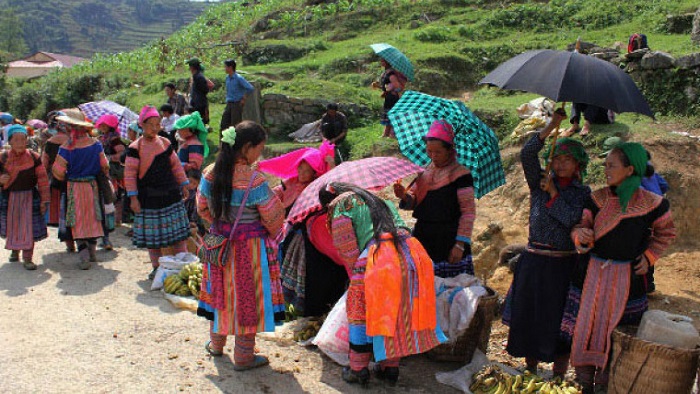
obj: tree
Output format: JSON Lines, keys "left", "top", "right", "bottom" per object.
{"left": 0, "top": 8, "right": 28, "bottom": 56}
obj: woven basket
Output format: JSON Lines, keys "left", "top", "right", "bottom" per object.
{"left": 609, "top": 325, "right": 700, "bottom": 394}
{"left": 427, "top": 286, "right": 499, "bottom": 363}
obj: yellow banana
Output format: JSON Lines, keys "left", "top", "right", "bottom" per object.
{"left": 512, "top": 375, "right": 523, "bottom": 391}
{"left": 521, "top": 379, "right": 536, "bottom": 394}
{"left": 493, "top": 381, "right": 506, "bottom": 394}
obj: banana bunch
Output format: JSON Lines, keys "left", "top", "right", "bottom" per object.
{"left": 469, "top": 366, "right": 581, "bottom": 394}
{"left": 293, "top": 320, "right": 322, "bottom": 342}
{"left": 164, "top": 275, "right": 188, "bottom": 295}
{"left": 179, "top": 262, "right": 202, "bottom": 281}
{"left": 175, "top": 263, "right": 203, "bottom": 299}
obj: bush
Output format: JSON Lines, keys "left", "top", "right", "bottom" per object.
{"left": 414, "top": 27, "right": 454, "bottom": 43}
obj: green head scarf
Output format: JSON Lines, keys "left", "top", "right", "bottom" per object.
{"left": 614, "top": 142, "right": 647, "bottom": 212}
{"left": 173, "top": 111, "right": 209, "bottom": 158}
{"left": 221, "top": 126, "right": 237, "bottom": 146}
{"left": 542, "top": 137, "right": 590, "bottom": 179}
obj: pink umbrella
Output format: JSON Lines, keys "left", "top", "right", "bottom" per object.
{"left": 286, "top": 156, "right": 424, "bottom": 225}
{"left": 26, "top": 119, "right": 48, "bottom": 130}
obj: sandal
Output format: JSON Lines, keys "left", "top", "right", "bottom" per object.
{"left": 233, "top": 355, "right": 269, "bottom": 371}
{"left": 342, "top": 366, "right": 370, "bottom": 387}
{"left": 147, "top": 266, "right": 158, "bottom": 280}
{"left": 9, "top": 251, "right": 19, "bottom": 262}
{"left": 204, "top": 341, "right": 223, "bottom": 357}
{"left": 22, "top": 261, "right": 37, "bottom": 271}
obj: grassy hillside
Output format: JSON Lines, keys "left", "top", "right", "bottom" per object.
{"left": 2, "top": 0, "right": 699, "bottom": 166}
{"left": 0, "top": 0, "right": 229, "bottom": 58}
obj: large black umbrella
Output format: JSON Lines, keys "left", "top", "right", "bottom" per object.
{"left": 479, "top": 49, "right": 654, "bottom": 118}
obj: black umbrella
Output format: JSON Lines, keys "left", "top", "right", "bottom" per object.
{"left": 479, "top": 49, "right": 654, "bottom": 118}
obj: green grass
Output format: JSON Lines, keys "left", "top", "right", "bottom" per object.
{"left": 3, "top": 0, "right": 699, "bottom": 159}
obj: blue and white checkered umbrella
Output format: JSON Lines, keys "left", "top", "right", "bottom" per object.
{"left": 388, "top": 91, "right": 505, "bottom": 198}
{"left": 370, "top": 43, "right": 415, "bottom": 82}
{"left": 79, "top": 100, "right": 139, "bottom": 138}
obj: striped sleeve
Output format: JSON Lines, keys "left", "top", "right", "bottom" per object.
{"left": 456, "top": 185, "right": 475, "bottom": 243}
{"left": 256, "top": 175, "right": 284, "bottom": 238}
{"left": 169, "top": 149, "right": 189, "bottom": 186}
{"left": 124, "top": 147, "right": 140, "bottom": 196}
{"left": 34, "top": 153, "right": 50, "bottom": 203}
{"left": 197, "top": 166, "right": 214, "bottom": 223}
{"left": 645, "top": 199, "right": 676, "bottom": 266}
{"left": 52, "top": 148, "right": 68, "bottom": 181}
{"left": 183, "top": 144, "right": 204, "bottom": 172}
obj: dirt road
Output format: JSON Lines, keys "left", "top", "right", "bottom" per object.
{"left": 0, "top": 227, "right": 463, "bottom": 393}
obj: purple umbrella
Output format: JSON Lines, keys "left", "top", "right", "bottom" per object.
{"left": 79, "top": 100, "right": 139, "bottom": 138}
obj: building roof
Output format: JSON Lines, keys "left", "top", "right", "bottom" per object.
{"left": 7, "top": 51, "right": 86, "bottom": 68}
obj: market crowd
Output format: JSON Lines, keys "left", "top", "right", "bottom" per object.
{"left": 0, "top": 57, "right": 675, "bottom": 393}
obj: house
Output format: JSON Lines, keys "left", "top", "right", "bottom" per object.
{"left": 5, "top": 52, "right": 87, "bottom": 78}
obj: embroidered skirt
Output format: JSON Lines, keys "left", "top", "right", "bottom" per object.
{"left": 132, "top": 200, "right": 189, "bottom": 249}
{"left": 0, "top": 189, "right": 47, "bottom": 250}
{"left": 560, "top": 256, "right": 648, "bottom": 343}
{"left": 347, "top": 247, "right": 446, "bottom": 362}
{"left": 64, "top": 180, "right": 104, "bottom": 240}
{"left": 197, "top": 222, "right": 285, "bottom": 336}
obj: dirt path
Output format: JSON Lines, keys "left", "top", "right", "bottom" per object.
{"left": 0, "top": 226, "right": 465, "bottom": 393}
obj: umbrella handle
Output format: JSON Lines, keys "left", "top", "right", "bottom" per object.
{"left": 542, "top": 102, "right": 567, "bottom": 191}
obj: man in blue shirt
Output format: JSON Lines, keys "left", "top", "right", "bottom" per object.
{"left": 220, "top": 59, "right": 255, "bottom": 134}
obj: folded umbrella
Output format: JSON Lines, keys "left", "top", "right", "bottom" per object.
{"left": 388, "top": 90, "right": 505, "bottom": 198}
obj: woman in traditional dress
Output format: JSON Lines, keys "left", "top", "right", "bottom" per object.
{"left": 373, "top": 59, "right": 406, "bottom": 138}
{"left": 258, "top": 140, "right": 335, "bottom": 215}
{"left": 258, "top": 142, "right": 342, "bottom": 316}
{"left": 502, "top": 110, "right": 591, "bottom": 377}
{"left": 0, "top": 125, "right": 50, "bottom": 270}
{"left": 320, "top": 182, "right": 445, "bottom": 387}
{"left": 196, "top": 123, "right": 285, "bottom": 370}
{"left": 41, "top": 110, "right": 75, "bottom": 252}
{"left": 564, "top": 142, "right": 675, "bottom": 394}
{"left": 95, "top": 114, "right": 122, "bottom": 250}
{"left": 172, "top": 111, "right": 208, "bottom": 172}
{"left": 52, "top": 112, "right": 109, "bottom": 270}
{"left": 125, "top": 106, "right": 191, "bottom": 280}
{"left": 393, "top": 120, "right": 476, "bottom": 278}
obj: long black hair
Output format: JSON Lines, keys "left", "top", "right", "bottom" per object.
{"left": 319, "top": 182, "right": 400, "bottom": 248}
{"left": 210, "top": 121, "right": 267, "bottom": 220}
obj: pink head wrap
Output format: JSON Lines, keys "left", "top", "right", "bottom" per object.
{"left": 258, "top": 140, "right": 335, "bottom": 180}
{"left": 95, "top": 114, "right": 119, "bottom": 130}
{"left": 424, "top": 119, "right": 455, "bottom": 145}
{"left": 138, "top": 106, "right": 160, "bottom": 126}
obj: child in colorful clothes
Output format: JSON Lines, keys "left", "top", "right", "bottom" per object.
{"left": 258, "top": 140, "right": 335, "bottom": 215}
{"left": 394, "top": 120, "right": 476, "bottom": 278}
{"left": 183, "top": 168, "right": 206, "bottom": 236}
{"left": 564, "top": 142, "right": 676, "bottom": 394}
{"left": 196, "top": 124, "right": 285, "bottom": 371}
{"left": 319, "top": 182, "right": 446, "bottom": 388}
{"left": 502, "top": 109, "right": 591, "bottom": 378}
{"left": 125, "top": 106, "right": 191, "bottom": 280}
{"left": 52, "top": 112, "right": 109, "bottom": 270}
{"left": 0, "top": 125, "right": 50, "bottom": 270}
{"left": 172, "top": 111, "right": 208, "bottom": 172}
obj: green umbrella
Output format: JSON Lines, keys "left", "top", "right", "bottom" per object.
{"left": 370, "top": 43, "right": 415, "bottom": 82}
{"left": 388, "top": 90, "right": 505, "bottom": 198}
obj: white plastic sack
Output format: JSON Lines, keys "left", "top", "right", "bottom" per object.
{"left": 163, "top": 291, "right": 198, "bottom": 312}
{"left": 436, "top": 350, "right": 522, "bottom": 394}
{"left": 150, "top": 266, "right": 180, "bottom": 291}
{"left": 313, "top": 291, "right": 349, "bottom": 366}
{"left": 158, "top": 252, "right": 199, "bottom": 270}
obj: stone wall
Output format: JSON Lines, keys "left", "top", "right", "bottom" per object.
{"left": 260, "top": 93, "right": 373, "bottom": 137}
